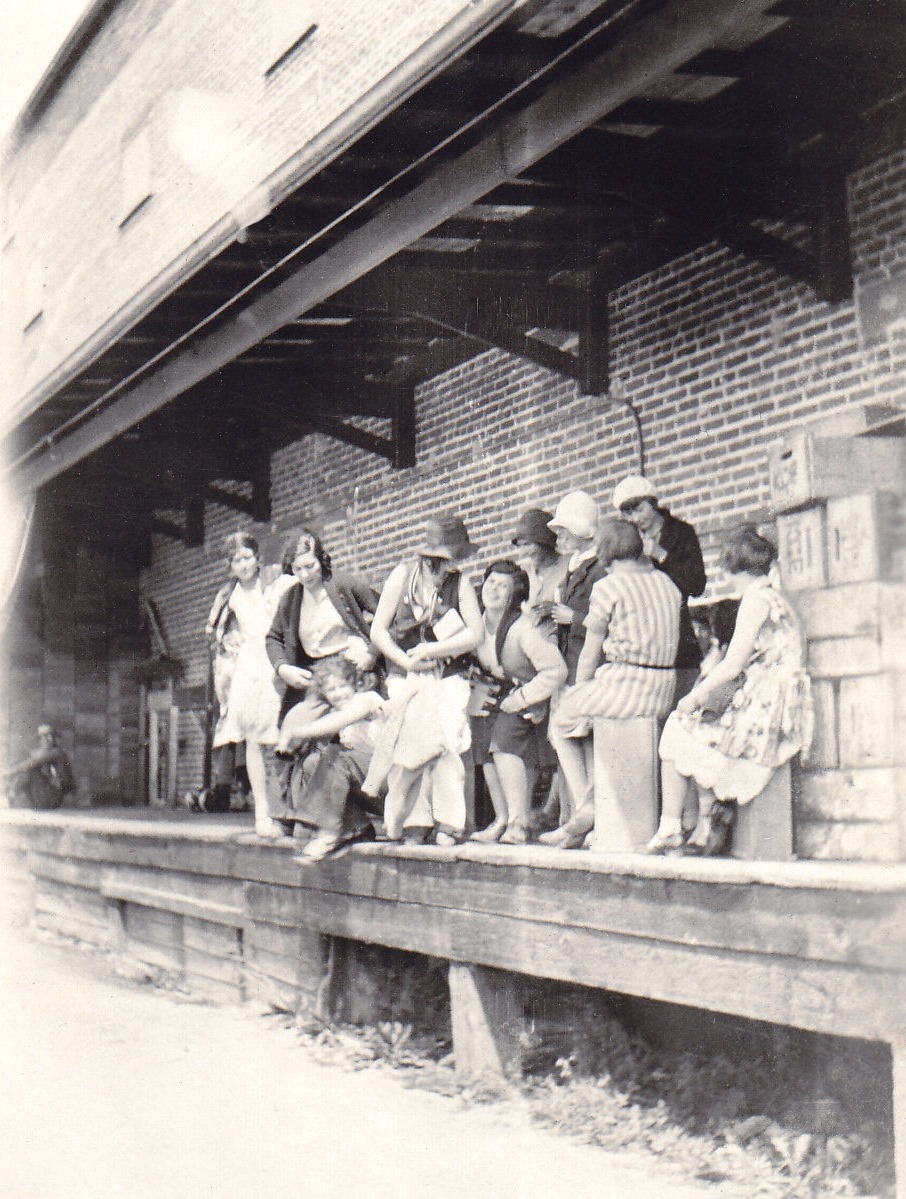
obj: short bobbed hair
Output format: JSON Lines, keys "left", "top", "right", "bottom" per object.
{"left": 719, "top": 526, "right": 776, "bottom": 576}
{"left": 309, "top": 653, "right": 358, "bottom": 698}
{"left": 598, "top": 518, "right": 643, "bottom": 564}
{"left": 224, "top": 532, "right": 259, "bottom": 562}
{"left": 481, "top": 559, "right": 530, "bottom": 612}
{"left": 283, "top": 527, "right": 332, "bottom": 581}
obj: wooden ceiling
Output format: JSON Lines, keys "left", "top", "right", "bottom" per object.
{"left": 13, "top": 0, "right": 906, "bottom": 543}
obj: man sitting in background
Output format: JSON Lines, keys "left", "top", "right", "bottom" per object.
{"left": 3, "top": 724, "right": 76, "bottom": 810}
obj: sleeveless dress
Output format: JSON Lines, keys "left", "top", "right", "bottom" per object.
{"left": 213, "top": 575, "right": 293, "bottom": 747}
{"left": 659, "top": 575, "right": 813, "bottom": 804}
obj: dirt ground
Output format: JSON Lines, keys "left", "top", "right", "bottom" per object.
{"left": 0, "top": 922, "right": 739, "bottom": 1199}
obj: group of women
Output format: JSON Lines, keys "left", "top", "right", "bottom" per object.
{"left": 205, "top": 481, "right": 813, "bottom": 861}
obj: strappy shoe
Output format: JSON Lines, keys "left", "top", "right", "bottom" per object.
{"left": 643, "top": 830, "right": 686, "bottom": 855}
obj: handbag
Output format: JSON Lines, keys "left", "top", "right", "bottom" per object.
{"left": 698, "top": 673, "right": 743, "bottom": 719}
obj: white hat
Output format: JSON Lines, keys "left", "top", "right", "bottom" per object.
{"left": 547, "top": 491, "right": 600, "bottom": 539}
{"left": 612, "top": 474, "right": 658, "bottom": 511}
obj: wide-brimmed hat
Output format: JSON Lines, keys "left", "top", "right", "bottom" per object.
{"left": 417, "top": 513, "right": 477, "bottom": 561}
{"left": 511, "top": 508, "right": 557, "bottom": 550}
{"left": 612, "top": 474, "right": 658, "bottom": 511}
{"left": 547, "top": 491, "right": 600, "bottom": 540}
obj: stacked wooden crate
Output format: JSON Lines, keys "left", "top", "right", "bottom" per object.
{"left": 770, "top": 418, "right": 905, "bottom": 862}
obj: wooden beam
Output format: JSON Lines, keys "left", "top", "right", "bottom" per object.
{"left": 391, "top": 385, "right": 416, "bottom": 469}
{"left": 13, "top": 0, "right": 763, "bottom": 494}
{"left": 206, "top": 484, "right": 256, "bottom": 517}
{"left": 578, "top": 277, "right": 609, "bottom": 394}
{"left": 248, "top": 434, "right": 272, "bottom": 523}
{"left": 303, "top": 413, "right": 395, "bottom": 463}
{"left": 811, "top": 149, "right": 853, "bottom": 303}
{"left": 183, "top": 486, "right": 205, "bottom": 548}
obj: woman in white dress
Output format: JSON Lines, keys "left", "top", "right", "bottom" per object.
{"left": 210, "top": 533, "right": 293, "bottom": 837}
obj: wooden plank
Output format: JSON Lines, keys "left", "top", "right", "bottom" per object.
{"left": 183, "top": 916, "right": 243, "bottom": 959}
{"left": 122, "top": 903, "right": 184, "bottom": 950}
{"left": 28, "top": 851, "right": 103, "bottom": 890}
{"left": 103, "top": 881, "right": 243, "bottom": 927}
{"left": 245, "top": 943, "right": 303, "bottom": 991}
{"left": 100, "top": 862, "right": 245, "bottom": 911}
{"left": 14, "top": 0, "right": 762, "bottom": 493}
{"left": 34, "top": 877, "right": 109, "bottom": 924}
{"left": 300, "top": 853, "right": 906, "bottom": 971}
{"left": 299, "top": 889, "right": 903, "bottom": 1040}
{"left": 183, "top": 946, "right": 244, "bottom": 988}
{"left": 245, "top": 881, "right": 304, "bottom": 928}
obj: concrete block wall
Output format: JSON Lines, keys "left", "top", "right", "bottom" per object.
{"left": 142, "top": 144, "right": 906, "bottom": 856}
{"left": 0, "top": 0, "right": 489, "bottom": 420}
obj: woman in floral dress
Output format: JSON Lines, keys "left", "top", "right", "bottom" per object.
{"left": 647, "top": 526, "right": 812, "bottom": 856}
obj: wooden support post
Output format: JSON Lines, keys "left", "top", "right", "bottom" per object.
{"left": 590, "top": 717, "right": 659, "bottom": 852}
{"left": 894, "top": 1029, "right": 906, "bottom": 1199}
{"left": 448, "top": 962, "right": 524, "bottom": 1086}
{"left": 250, "top": 441, "right": 272, "bottom": 524}
{"left": 391, "top": 385, "right": 416, "bottom": 470}
{"left": 183, "top": 486, "right": 205, "bottom": 548}
{"left": 812, "top": 150, "right": 853, "bottom": 303}
{"left": 579, "top": 280, "right": 609, "bottom": 395}
{"left": 733, "top": 761, "right": 793, "bottom": 861}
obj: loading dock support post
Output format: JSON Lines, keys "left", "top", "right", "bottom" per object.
{"left": 448, "top": 962, "right": 524, "bottom": 1087}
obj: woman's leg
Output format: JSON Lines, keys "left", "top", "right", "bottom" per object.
{"left": 645, "top": 758, "right": 691, "bottom": 852}
{"left": 492, "top": 751, "right": 529, "bottom": 844}
{"left": 383, "top": 765, "right": 424, "bottom": 840}
{"left": 471, "top": 762, "right": 508, "bottom": 842}
{"left": 245, "top": 741, "right": 281, "bottom": 836}
{"left": 687, "top": 784, "right": 716, "bottom": 847}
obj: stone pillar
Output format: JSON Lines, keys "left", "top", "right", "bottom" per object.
{"left": 448, "top": 962, "right": 523, "bottom": 1086}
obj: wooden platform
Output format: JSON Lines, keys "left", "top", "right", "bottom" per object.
{"left": 2, "top": 808, "right": 904, "bottom": 1190}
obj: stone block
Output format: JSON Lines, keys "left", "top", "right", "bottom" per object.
{"left": 838, "top": 675, "right": 897, "bottom": 768}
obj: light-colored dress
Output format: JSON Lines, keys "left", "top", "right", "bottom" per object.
{"left": 659, "top": 575, "right": 813, "bottom": 804}
{"left": 214, "top": 574, "right": 293, "bottom": 747}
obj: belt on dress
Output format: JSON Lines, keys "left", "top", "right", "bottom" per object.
{"left": 605, "top": 659, "right": 675, "bottom": 670}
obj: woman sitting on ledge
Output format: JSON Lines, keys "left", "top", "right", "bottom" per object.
{"left": 469, "top": 560, "right": 567, "bottom": 845}
{"left": 648, "top": 526, "right": 813, "bottom": 857}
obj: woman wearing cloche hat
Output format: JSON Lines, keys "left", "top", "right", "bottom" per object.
{"left": 369, "top": 513, "right": 483, "bottom": 844}
{"left": 611, "top": 474, "right": 706, "bottom": 705}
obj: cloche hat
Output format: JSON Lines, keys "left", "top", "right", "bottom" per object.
{"left": 417, "top": 513, "right": 477, "bottom": 561}
{"left": 612, "top": 474, "right": 658, "bottom": 511}
{"left": 512, "top": 509, "right": 557, "bottom": 550}
{"left": 547, "top": 491, "right": 600, "bottom": 540}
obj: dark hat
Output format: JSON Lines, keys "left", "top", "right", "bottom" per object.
{"left": 511, "top": 509, "right": 557, "bottom": 550}
{"left": 417, "top": 513, "right": 477, "bottom": 562}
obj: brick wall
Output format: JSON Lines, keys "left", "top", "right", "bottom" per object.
{"left": 144, "top": 144, "right": 906, "bottom": 854}
{"left": 0, "top": 0, "right": 498, "bottom": 421}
